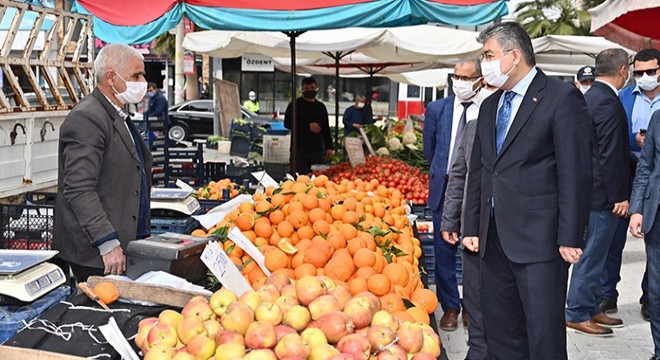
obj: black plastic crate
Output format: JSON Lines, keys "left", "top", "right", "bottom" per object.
{"left": 226, "top": 162, "right": 265, "bottom": 185}
{"left": 197, "top": 198, "right": 230, "bottom": 213}
{"left": 150, "top": 216, "right": 199, "bottom": 235}
{"left": 230, "top": 135, "right": 250, "bottom": 158}
{"left": 204, "top": 162, "right": 226, "bottom": 184}
{"left": 1, "top": 194, "right": 55, "bottom": 250}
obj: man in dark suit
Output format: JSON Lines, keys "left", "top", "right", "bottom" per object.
{"left": 423, "top": 57, "right": 484, "bottom": 331}
{"left": 629, "top": 109, "right": 660, "bottom": 360}
{"left": 53, "top": 43, "right": 152, "bottom": 282}
{"left": 462, "top": 22, "right": 593, "bottom": 359}
{"left": 565, "top": 48, "right": 631, "bottom": 336}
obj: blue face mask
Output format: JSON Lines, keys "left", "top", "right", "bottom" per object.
{"left": 146, "top": 91, "right": 155, "bottom": 98}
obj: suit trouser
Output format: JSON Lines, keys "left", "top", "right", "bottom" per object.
{"left": 432, "top": 181, "right": 461, "bottom": 312}
{"left": 566, "top": 209, "right": 618, "bottom": 322}
{"left": 643, "top": 209, "right": 660, "bottom": 356}
{"left": 599, "top": 216, "right": 649, "bottom": 305}
{"left": 481, "top": 217, "right": 569, "bottom": 360}
{"left": 463, "top": 248, "right": 488, "bottom": 360}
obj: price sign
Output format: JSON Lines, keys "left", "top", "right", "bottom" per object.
{"left": 228, "top": 226, "right": 272, "bottom": 277}
{"left": 344, "top": 137, "right": 366, "bottom": 167}
{"left": 201, "top": 241, "right": 252, "bottom": 297}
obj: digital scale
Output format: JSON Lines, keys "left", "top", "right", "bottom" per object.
{"left": 0, "top": 250, "right": 66, "bottom": 302}
{"left": 150, "top": 188, "right": 200, "bottom": 216}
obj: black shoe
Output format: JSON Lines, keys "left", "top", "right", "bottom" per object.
{"left": 642, "top": 302, "right": 651, "bottom": 322}
{"left": 649, "top": 356, "right": 660, "bottom": 360}
{"left": 599, "top": 298, "right": 618, "bottom": 314}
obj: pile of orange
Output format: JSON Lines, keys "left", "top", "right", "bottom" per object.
{"left": 194, "top": 178, "right": 240, "bottom": 200}
{"left": 190, "top": 174, "right": 438, "bottom": 315}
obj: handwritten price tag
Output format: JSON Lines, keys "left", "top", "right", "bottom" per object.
{"left": 200, "top": 241, "right": 252, "bottom": 297}
{"left": 252, "top": 171, "right": 279, "bottom": 188}
{"left": 228, "top": 226, "right": 272, "bottom": 277}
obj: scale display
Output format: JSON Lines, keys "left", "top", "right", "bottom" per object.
{"left": 0, "top": 250, "right": 65, "bottom": 302}
{"left": 151, "top": 188, "right": 193, "bottom": 200}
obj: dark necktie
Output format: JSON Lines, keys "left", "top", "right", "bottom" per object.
{"left": 450, "top": 101, "right": 472, "bottom": 167}
{"left": 496, "top": 91, "right": 516, "bottom": 154}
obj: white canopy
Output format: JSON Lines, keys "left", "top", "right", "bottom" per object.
{"left": 532, "top": 35, "right": 636, "bottom": 75}
{"left": 183, "top": 25, "right": 482, "bottom": 63}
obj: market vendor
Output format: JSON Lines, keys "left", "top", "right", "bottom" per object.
{"left": 342, "top": 94, "right": 374, "bottom": 136}
{"left": 284, "top": 77, "right": 334, "bottom": 174}
{"left": 53, "top": 43, "right": 152, "bottom": 282}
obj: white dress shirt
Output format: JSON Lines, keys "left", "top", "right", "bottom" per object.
{"left": 447, "top": 94, "right": 482, "bottom": 173}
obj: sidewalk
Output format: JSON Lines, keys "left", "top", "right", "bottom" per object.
{"left": 434, "top": 234, "right": 655, "bottom": 360}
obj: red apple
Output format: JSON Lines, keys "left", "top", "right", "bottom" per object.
{"left": 295, "top": 276, "right": 327, "bottom": 306}
{"left": 316, "top": 311, "right": 355, "bottom": 344}
{"left": 308, "top": 295, "right": 342, "bottom": 320}
{"left": 274, "top": 333, "right": 311, "bottom": 359}
{"left": 244, "top": 321, "right": 278, "bottom": 349}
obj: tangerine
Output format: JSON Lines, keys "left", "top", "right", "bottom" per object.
{"left": 93, "top": 282, "right": 119, "bottom": 305}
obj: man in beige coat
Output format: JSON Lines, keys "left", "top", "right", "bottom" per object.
{"left": 53, "top": 44, "right": 152, "bottom": 282}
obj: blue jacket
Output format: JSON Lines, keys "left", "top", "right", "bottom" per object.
{"left": 619, "top": 84, "right": 646, "bottom": 151}
{"left": 144, "top": 92, "right": 169, "bottom": 126}
{"left": 423, "top": 96, "right": 454, "bottom": 212}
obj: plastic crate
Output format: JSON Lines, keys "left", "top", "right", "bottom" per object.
{"left": 197, "top": 199, "right": 230, "bottom": 213}
{"left": 1, "top": 194, "right": 55, "bottom": 250}
{"left": 412, "top": 204, "right": 433, "bottom": 220}
{"left": 230, "top": 135, "right": 250, "bottom": 158}
{"left": 150, "top": 216, "right": 199, "bottom": 235}
{"left": 204, "top": 162, "right": 226, "bottom": 184}
{"left": 264, "top": 163, "right": 290, "bottom": 183}
{"left": 417, "top": 230, "right": 463, "bottom": 286}
{"left": 226, "top": 162, "right": 265, "bottom": 185}
{"left": 263, "top": 134, "right": 291, "bottom": 164}
{"left": 0, "top": 285, "right": 72, "bottom": 343}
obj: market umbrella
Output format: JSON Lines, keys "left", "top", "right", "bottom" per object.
{"left": 73, "top": 0, "right": 508, "bottom": 173}
{"left": 531, "top": 35, "right": 636, "bottom": 74}
{"left": 589, "top": 0, "right": 660, "bottom": 51}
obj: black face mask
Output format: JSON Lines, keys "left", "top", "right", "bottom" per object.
{"left": 302, "top": 90, "right": 317, "bottom": 99}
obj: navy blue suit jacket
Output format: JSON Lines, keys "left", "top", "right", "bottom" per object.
{"left": 423, "top": 96, "right": 455, "bottom": 212}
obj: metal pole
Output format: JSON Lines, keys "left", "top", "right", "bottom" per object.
{"left": 334, "top": 53, "right": 340, "bottom": 150}
{"left": 174, "top": 20, "right": 185, "bottom": 104}
{"left": 288, "top": 32, "right": 299, "bottom": 175}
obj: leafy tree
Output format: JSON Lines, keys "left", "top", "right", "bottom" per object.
{"left": 515, "top": 0, "right": 595, "bottom": 38}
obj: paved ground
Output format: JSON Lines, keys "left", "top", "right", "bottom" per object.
{"left": 433, "top": 234, "right": 655, "bottom": 360}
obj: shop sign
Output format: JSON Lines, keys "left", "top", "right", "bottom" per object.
{"left": 242, "top": 53, "right": 274, "bottom": 72}
{"left": 183, "top": 51, "right": 195, "bottom": 74}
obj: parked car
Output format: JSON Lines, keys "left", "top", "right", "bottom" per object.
{"left": 167, "top": 99, "right": 280, "bottom": 142}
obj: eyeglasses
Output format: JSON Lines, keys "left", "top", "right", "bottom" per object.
{"left": 632, "top": 67, "right": 659, "bottom": 78}
{"left": 452, "top": 75, "right": 481, "bottom": 81}
{"left": 479, "top": 49, "right": 513, "bottom": 62}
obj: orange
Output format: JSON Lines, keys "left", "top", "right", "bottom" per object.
{"left": 268, "top": 210, "right": 285, "bottom": 225}
{"left": 277, "top": 220, "right": 295, "bottom": 237}
{"left": 340, "top": 224, "right": 358, "bottom": 241}
{"left": 296, "top": 225, "right": 314, "bottom": 241}
{"left": 348, "top": 277, "right": 368, "bottom": 296}
{"left": 380, "top": 293, "right": 406, "bottom": 313}
{"left": 324, "top": 255, "right": 355, "bottom": 283}
{"left": 318, "top": 197, "right": 333, "bottom": 212}
{"left": 294, "top": 263, "right": 317, "bottom": 279}
{"left": 382, "top": 262, "right": 409, "bottom": 287}
{"left": 308, "top": 208, "right": 326, "bottom": 223}
{"left": 287, "top": 209, "right": 309, "bottom": 229}
{"left": 330, "top": 204, "right": 347, "bottom": 221}
{"left": 302, "top": 194, "right": 319, "bottom": 210}
{"left": 367, "top": 274, "right": 391, "bottom": 296}
{"left": 255, "top": 200, "right": 273, "bottom": 214}
{"left": 265, "top": 248, "right": 289, "bottom": 272}
{"left": 346, "top": 237, "right": 367, "bottom": 256}
{"left": 355, "top": 266, "right": 377, "bottom": 279}
{"left": 238, "top": 202, "right": 255, "bottom": 213}
{"left": 353, "top": 248, "right": 377, "bottom": 268}
{"left": 236, "top": 213, "right": 255, "bottom": 231}
{"left": 406, "top": 306, "right": 430, "bottom": 325}
{"left": 312, "top": 220, "right": 331, "bottom": 236}
{"left": 311, "top": 237, "right": 334, "bottom": 258}
{"left": 191, "top": 229, "right": 207, "bottom": 237}
{"left": 270, "top": 194, "right": 287, "bottom": 208}
{"left": 312, "top": 175, "right": 329, "bottom": 187}
{"left": 277, "top": 238, "right": 298, "bottom": 254}
{"left": 410, "top": 288, "right": 439, "bottom": 314}
{"left": 303, "top": 247, "right": 330, "bottom": 268}
{"left": 326, "top": 231, "right": 347, "bottom": 250}
{"left": 254, "top": 220, "right": 273, "bottom": 239}
{"left": 291, "top": 182, "right": 308, "bottom": 193}
{"left": 93, "top": 282, "right": 119, "bottom": 305}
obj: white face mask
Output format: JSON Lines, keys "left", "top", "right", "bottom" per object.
{"left": 249, "top": 95, "right": 256, "bottom": 101}
{"left": 579, "top": 84, "right": 591, "bottom": 94}
{"left": 479, "top": 87, "right": 496, "bottom": 100}
{"left": 452, "top": 78, "right": 482, "bottom": 101}
{"left": 112, "top": 72, "right": 147, "bottom": 104}
{"left": 356, "top": 102, "right": 365, "bottom": 109}
{"left": 481, "top": 51, "right": 516, "bottom": 89}
{"left": 636, "top": 73, "right": 660, "bottom": 91}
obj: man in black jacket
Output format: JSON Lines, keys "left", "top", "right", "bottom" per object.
{"left": 284, "top": 77, "right": 334, "bottom": 174}
{"left": 565, "top": 48, "right": 631, "bottom": 336}
{"left": 462, "top": 22, "right": 593, "bottom": 359}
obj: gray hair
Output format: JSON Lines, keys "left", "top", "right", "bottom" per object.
{"left": 477, "top": 22, "right": 536, "bottom": 66}
{"left": 456, "top": 57, "right": 482, "bottom": 77}
{"left": 595, "top": 48, "right": 629, "bottom": 77}
{"left": 94, "top": 44, "right": 144, "bottom": 83}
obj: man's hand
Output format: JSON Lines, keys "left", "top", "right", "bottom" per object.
{"left": 612, "top": 200, "right": 629, "bottom": 218}
{"left": 629, "top": 213, "right": 644, "bottom": 238}
{"left": 559, "top": 246, "right": 582, "bottom": 264}
{"left": 353, "top": 124, "right": 363, "bottom": 129}
{"left": 325, "top": 149, "right": 334, "bottom": 160}
{"left": 462, "top": 236, "right": 479, "bottom": 252}
{"left": 636, "top": 131, "right": 646, "bottom": 150}
{"left": 441, "top": 231, "right": 459, "bottom": 245}
{"left": 309, "top": 122, "right": 322, "bottom": 134}
{"left": 102, "top": 246, "right": 126, "bottom": 275}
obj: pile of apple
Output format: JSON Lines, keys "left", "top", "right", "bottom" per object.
{"left": 136, "top": 273, "right": 441, "bottom": 360}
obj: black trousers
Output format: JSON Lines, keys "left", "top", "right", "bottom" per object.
{"left": 481, "top": 217, "right": 570, "bottom": 360}
{"left": 294, "top": 150, "right": 325, "bottom": 175}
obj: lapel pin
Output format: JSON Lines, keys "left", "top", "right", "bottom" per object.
{"left": 532, "top": 97, "right": 538, "bottom": 102}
